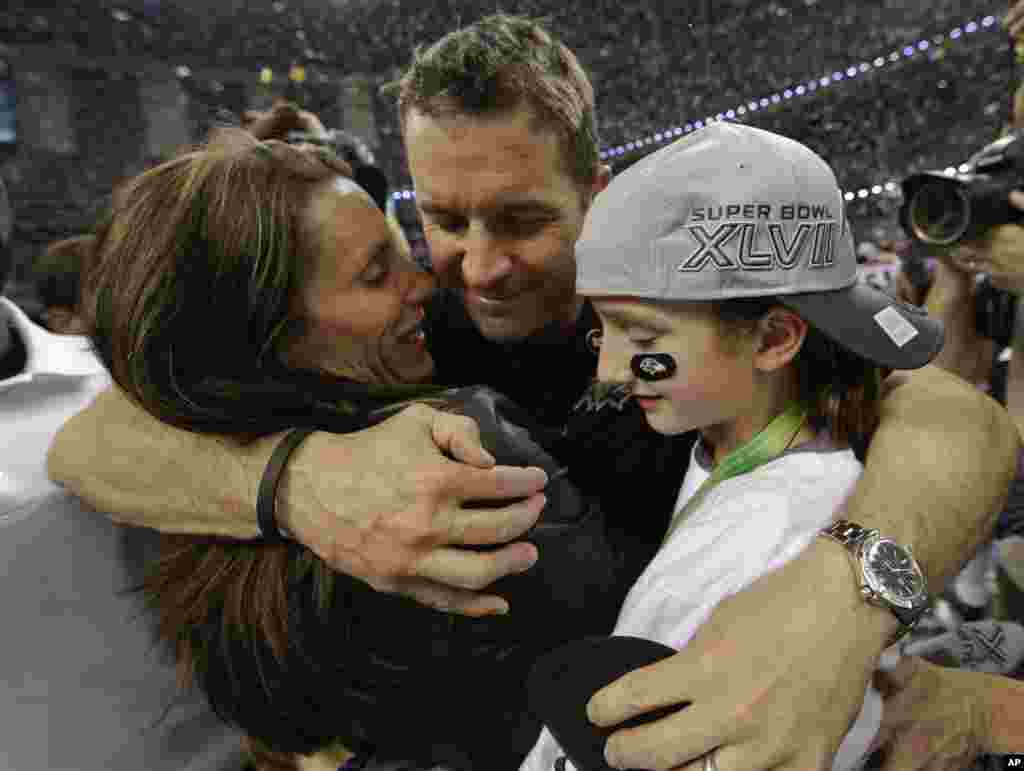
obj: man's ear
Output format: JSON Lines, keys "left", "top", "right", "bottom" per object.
{"left": 593, "top": 163, "right": 612, "bottom": 196}
{"left": 753, "top": 307, "right": 807, "bottom": 373}
{"left": 581, "top": 164, "right": 612, "bottom": 213}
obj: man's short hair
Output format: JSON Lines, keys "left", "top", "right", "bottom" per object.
{"left": 386, "top": 14, "right": 601, "bottom": 187}
{"left": 0, "top": 178, "right": 12, "bottom": 294}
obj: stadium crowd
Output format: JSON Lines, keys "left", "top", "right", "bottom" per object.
{"left": 0, "top": 0, "right": 1013, "bottom": 208}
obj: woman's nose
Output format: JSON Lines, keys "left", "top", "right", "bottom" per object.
{"left": 401, "top": 262, "right": 437, "bottom": 305}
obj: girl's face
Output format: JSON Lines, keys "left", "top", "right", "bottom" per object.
{"left": 592, "top": 297, "right": 759, "bottom": 436}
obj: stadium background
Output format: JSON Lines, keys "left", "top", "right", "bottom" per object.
{"left": 0, "top": 0, "right": 1012, "bottom": 296}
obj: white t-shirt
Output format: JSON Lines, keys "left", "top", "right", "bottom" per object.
{"left": 0, "top": 297, "right": 244, "bottom": 771}
{"left": 521, "top": 433, "right": 882, "bottom": 771}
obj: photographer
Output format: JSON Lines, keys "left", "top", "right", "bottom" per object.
{"left": 871, "top": 106, "right": 1024, "bottom": 766}
{"left": 954, "top": 193, "right": 1024, "bottom": 615}
{"left": 893, "top": 248, "right": 996, "bottom": 394}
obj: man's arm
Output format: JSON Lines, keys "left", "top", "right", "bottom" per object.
{"left": 49, "top": 388, "right": 266, "bottom": 538}
{"left": 48, "top": 386, "right": 547, "bottom": 616}
{"left": 844, "top": 363, "right": 1017, "bottom": 588}
{"left": 587, "top": 366, "right": 1019, "bottom": 771}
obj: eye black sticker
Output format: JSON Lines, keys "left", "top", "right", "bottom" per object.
{"left": 631, "top": 353, "right": 677, "bottom": 381}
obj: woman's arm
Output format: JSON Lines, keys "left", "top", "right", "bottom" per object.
{"left": 586, "top": 365, "right": 1019, "bottom": 771}
{"left": 47, "top": 386, "right": 547, "bottom": 616}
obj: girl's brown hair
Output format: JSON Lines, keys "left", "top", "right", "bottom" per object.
{"left": 714, "top": 297, "right": 883, "bottom": 446}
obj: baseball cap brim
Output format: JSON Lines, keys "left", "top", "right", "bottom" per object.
{"left": 780, "top": 281, "right": 944, "bottom": 370}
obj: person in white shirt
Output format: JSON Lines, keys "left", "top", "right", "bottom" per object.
{"left": 0, "top": 178, "right": 244, "bottom": 771}
{"left": 522, "top": 123, "right": 944, "bottom": 771}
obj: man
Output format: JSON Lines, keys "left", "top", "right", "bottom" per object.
{"left": 0, "top": 180, "right": 244, "bottom": 768}
{"left": 48, "top": 16, "right": 1019, "bottom": 771}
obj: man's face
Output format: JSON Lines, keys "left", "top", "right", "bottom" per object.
{"left": 404, "top": 105, "right": 605, "bottom": 342}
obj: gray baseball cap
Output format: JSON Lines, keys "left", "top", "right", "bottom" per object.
{"left": 577, "top": 122, "right": 943, "bottom": 370}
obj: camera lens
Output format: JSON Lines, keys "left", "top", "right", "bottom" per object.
{"left": 908, "top": 180, "right": 971, "bottom": 245}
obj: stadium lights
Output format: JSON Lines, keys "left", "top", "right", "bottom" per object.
{"left": 393, "top": 176, "right": 910, "bottom": 204}
{"left": 392, "top": 175, "right": 926, "bottom": 205}
{"left": 393, "top": 14, "right": 1002, "bottom": 197}
{"left": 595, "top": 14, "right": 999, "bottom": 162}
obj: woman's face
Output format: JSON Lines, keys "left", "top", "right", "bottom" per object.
{"left": 282, "top": 177, "right": 436, "bottom": 385}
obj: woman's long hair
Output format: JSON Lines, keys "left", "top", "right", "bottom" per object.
{"left": 88, "top": 128, "right": 369, "bottom": 436}
{"left": 87, "top": 129, "right": 432, "bottom": 768}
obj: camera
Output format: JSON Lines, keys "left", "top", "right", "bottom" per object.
{"left": 899, "top": 130, "right": 1024, "bottom": 247}
{"left": 898, "top": 133, "right": 1023, "bottom": 345}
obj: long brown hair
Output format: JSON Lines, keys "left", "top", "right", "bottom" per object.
{"left": 87, "top": 128, "right": 355, "bottom": 435}
{"left": 87, "top": 129, "right": 380, "bottom": 767}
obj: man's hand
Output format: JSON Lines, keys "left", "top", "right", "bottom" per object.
{"left": 278, "top": 403, "right": 547, "bottom": 617}
{"left": 587, "top": 541, "right": 886, "bottom": 771}
{"left": 950, "top": 191, "right": 1024, "bottom": 294}
{"left": 870, "top": 657, "right": 988, "bottom": 771}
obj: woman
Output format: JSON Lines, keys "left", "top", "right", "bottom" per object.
{"left": 86, "top": 129, "right": 624, "bottom": 771}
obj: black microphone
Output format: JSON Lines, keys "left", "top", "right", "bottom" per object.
{"left": 527, "top": 636, "right": 687, "bottom": 771}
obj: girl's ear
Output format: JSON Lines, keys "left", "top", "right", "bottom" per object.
{"left": 753, "top": 307, "right": 807, "bottom": 373}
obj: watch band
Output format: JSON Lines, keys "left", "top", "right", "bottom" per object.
{"left": 820, "top": 519, "right": 924, "bottom": 647}
{"left": 821, "top": 519, "right": 879, "bottom": 549}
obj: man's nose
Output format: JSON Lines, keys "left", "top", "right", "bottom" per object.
{"left": 595, "top": 336, "right": 632, "bottom": 385}
{"left": 460, "top": 223, "right": 514, "bottom": 288}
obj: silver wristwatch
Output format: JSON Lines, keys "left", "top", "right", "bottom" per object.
{"left": 821, "top": 520, "right": 931, "bottom": 645}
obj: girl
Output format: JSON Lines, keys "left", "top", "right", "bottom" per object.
{"left": 523, "top": 123, "right": 943, "bottom": 771}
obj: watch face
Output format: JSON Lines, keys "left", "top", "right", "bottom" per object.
{"left": 863, "top": 537, "right": 927, "bottom": 608}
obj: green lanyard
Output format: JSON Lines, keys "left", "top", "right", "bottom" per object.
{"left": 663, "top": 402, "right": 808, "bottom": 546}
